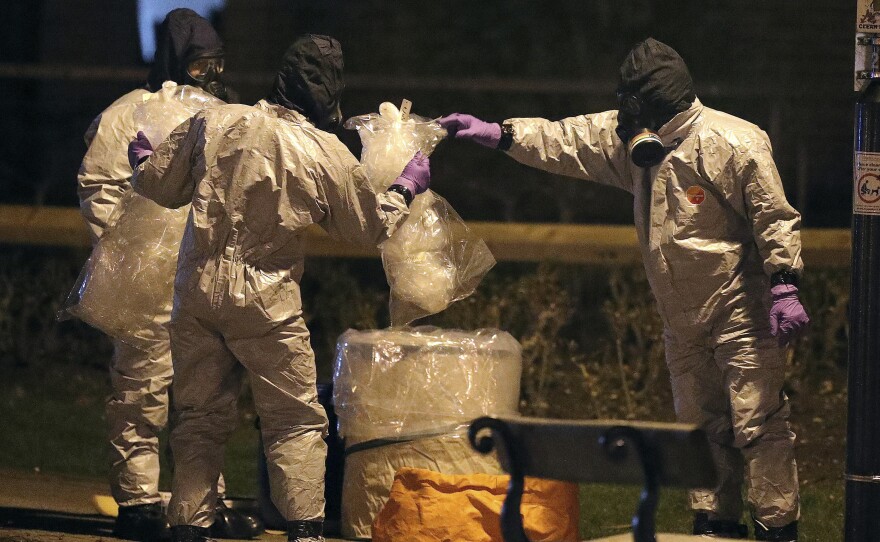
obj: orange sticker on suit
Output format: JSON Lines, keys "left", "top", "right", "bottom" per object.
{"left": 686, "top": 186, "right": 706, "bottom": 205}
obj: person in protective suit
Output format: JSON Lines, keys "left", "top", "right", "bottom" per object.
{"left": 146, "top": 7, "right": 236, "bottom": 103}
{"left": 127, "top": 34, "right": 429, "bottom": 542}
{"left": 77, "top": 8, "right": 259, "bottom": 541}
{"left": 438, "top": 38, "right": 807, "bottom": 542}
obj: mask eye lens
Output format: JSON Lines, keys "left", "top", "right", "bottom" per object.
{"left": 187, "top": 58, "right": 224, "bottom": 81}
{"left": 617, "top": 93, "right": 641, "bottom": 117}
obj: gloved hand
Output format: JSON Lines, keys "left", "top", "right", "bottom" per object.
{"left": 391, "top": 151, "right": 431, "bottom": 197}
{"left": 438, "top": 113, "right": 502, "bottom": 148}
{"left": 127, "top": 131, "right": 154, "bottom": 170}
{"left": 769, "top": 284, "right": 810, "bottom": 346}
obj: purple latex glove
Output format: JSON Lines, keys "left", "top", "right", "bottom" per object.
{"left": 127, "top": 131, "right": 153, "bottom": 170}
{"left": 438, "top": 113, "right": 502, "bottom": 148}
{"left": 391, "top": 152, "right": 431, "bottom": 196}
{"left": 770, "top": 284, "right": 810, "bottom": 345}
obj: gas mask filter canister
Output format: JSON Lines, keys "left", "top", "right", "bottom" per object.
{"left": 628, "top": 129, "right": 666, "bottom": 168}
{"left": 616, "top": 91, "right": 667, "bottom": 168}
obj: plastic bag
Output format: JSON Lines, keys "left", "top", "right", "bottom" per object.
{"left": 332, "top": 327, "right": 522, "bottom": 446}
{"left": 341, "top": 435, "right": 505, "bottom": 539}
{"left": 62, "top": 83, "right": 222, "bottom": 352}
{"left": 381, "top": 191, "right": 496, "bottom": 325}
{"left": 344, "top": 101, "right": 447, "bottom": 192}
{"left": 345, "top": 102, "right": 496, "bottom": 325}
{"left": 64, "top": 190, "right": 186, "bottom": 350}
{"left": 133, "top": 83, "right": 221, "bottom": 144}
{"left": 372, "top": 467, "right": 580, "bottom": 542}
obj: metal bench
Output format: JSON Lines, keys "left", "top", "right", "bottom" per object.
{"left": 468, "top": 416, "right": 738, "bottom": 542}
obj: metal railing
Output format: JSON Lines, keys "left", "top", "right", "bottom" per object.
{"left": 0, "top": 205, "right": 850, "bottom": 266}
{"left": 0, "top": 63, "right": 829, "bottom": 98}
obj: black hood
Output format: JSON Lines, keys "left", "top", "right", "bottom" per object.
{"left": 617, "top": 38, "right": 695, "bottom": 125}
{"left": 267, "top": 34, "right": 344, "bottom": 130}
{"left": 147, "top": 8, "right": 224, "bottom": 91}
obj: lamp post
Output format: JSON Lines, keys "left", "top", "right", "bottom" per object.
{"left": 847, "top": 2, "right": 880, "bottom": 539}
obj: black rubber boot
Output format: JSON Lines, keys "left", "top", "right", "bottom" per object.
{"left": 287, "top": 520, "right": 324, "bottom": 542}
{"left": 170, "top": 525, "right": 213, "bottom": 542}
{"left": 209, "top": 499, "right": 265, "bottom": 539}
{"left": 754, "top": 519, "right": 798, "bottom": 541}
{"left": 114, "top": 503, "right": 170, "bottom": 542}
{"left": 692, "top": 512, "right": 749, "bottom": 539}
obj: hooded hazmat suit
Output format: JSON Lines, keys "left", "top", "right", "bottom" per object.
{"left": 496, "top": 40, "right": 802, "bottom": 529}
{"left": 76, "top": 6, "right": 237, "bottom": 531}
{"left": 131, "top": 36, "right": 410, "bottom": 531}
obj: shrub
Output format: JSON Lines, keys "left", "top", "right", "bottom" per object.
{"left": 0, "top": 247, "right": 848, "bottom": 423}
{"left": 0, "top": 245, "right": 111, "bottom": 370}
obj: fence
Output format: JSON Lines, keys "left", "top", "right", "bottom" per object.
{"left": 0, "top": 204, "right": 851, "bottom": 267}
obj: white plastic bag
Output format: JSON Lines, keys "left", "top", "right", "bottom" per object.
{"left": 345, "top": 102, "right": 496, "bottom": 326}
{"left": 63, "top": 84, "right": 222, "bottom": 351}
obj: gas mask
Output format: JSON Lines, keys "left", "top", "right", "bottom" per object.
{"left": 268, "top": 35, "right": 345, "bottom": 133}
{"left": 615, "top": 91, "right": 668, "bottom": 168}
{"left": 186, "top": 56, "right": 230, "bottom": 101}
{"left": 322, "top": 103, "right": 343, "bottom": 132}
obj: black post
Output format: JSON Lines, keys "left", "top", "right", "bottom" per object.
{"left": 847, "top": 77, "right": 880, "bottom": 541}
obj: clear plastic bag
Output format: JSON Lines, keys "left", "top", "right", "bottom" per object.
{"left": 133, "top": 82, "right": 221, "bottom": 144}
{"left": 64, "top": 191, "right": 187, "bottom": 350}
{"left": 62, "top": 83, "right": 222, "bottom": 352}
{"left": 382, "top": 191, "right": 496, "bottom": 325}
{"left": 332, "top": 327, "right": 523, "bottom": 447}
{"left": 343, "top": 101, "right": 447, "bottom": 192}
{"left": 345, "top": 103, "right": 496, "bottom": 325}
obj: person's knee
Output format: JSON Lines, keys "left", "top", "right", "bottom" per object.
{"left": 170, "top": 399, "right": 239, "bottom": 443}
{"left": 672, "top": 389, "right": 733, "bottom": 446}
{"left": 731, "top": 386, "right": 791, "bottom": 449}
{"left": 107, "top": 385, "right": 171, "bottom": 429}
{"left": 259, "top": 410, "right": 328, "bottom": 447}
{"left": 733, "top": 412, "right": 793, "bottom": 451}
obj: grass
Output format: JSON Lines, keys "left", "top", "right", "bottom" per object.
{"left": 0, "top": 365, "right": 261, "bottom": 498}
{"left": 0, "top": 364, "right": 847, "bottom": 540}
{"left": 0, "top": 366, "right": 106, "bottom": 478}
{"left": 580, "top": 482, "right": 844, "bottom": 541}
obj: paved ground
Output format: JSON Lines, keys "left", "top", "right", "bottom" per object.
{"left": 0, "top": 468, "right": 740, "bottom": 542}
{"left": 0, "top": 529, "right": 292, "bottom": 542}
{"left": 0, "top": 469, "right": 108, "bottom": 516}
{"left": 0, "top": 469, "right": 343, "bottom": 542}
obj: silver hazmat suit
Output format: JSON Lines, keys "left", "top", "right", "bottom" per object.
{"left": 502, "top": 97, "right": 802, "bottom": 527}
{"left": 78, "top": 83, "right": 228, "bottom": 507}
{"left": 131, "top": 100, "right": 409, "bottom": 527}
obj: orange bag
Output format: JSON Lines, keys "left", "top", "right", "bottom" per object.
{"left": 372, "top": 467, "right": 580, "bottom": 542}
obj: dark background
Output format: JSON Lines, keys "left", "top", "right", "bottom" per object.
{"left": 0, "top": 6, "right": 855, "bottom": 528}
{"left": 0, "top": 0, "right": 857, "bottom": 227}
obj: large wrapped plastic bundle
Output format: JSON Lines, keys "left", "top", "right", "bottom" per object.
{"left": 345, "top": 103, "right": 496, "bottom": 326}
{"left": 333, "top": 327, "right": 522, "bottom": 445}
{"left": 63, "top": 84, "right": 222, "bottom": 352}
{"left": 333, "top": 327, "right": 522, "bottom": 539}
